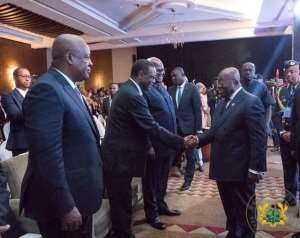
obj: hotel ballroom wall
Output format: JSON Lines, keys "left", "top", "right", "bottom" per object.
{"left": 0, "top": 38, "right": 47, "bottom": 94}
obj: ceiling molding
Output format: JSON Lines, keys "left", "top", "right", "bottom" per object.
{"left": 89, "top": 29, "right": 291, "bottom": 50}
{"left": 0, "top": 3, "right": 82, "bottom": 38}
{"left": 120, "top": 4, "right": 162, "bottom": 31}
{"left": 8, "top": 0, "right": 120, "bottom": 36}
{"left": 86, "top": 19, "right": 291, "bottom": 44}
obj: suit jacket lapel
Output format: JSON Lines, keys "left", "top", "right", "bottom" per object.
{"left": 11, "top": 89, "right": 24, "bottom": 110}
{"left": 64, "top": 85, "right": 99, "bottom": 139}
{"left": 48, "top": 69, "right": 99, "bottom": 140}
{"left": 178, "top": 83, "right": 189, "bottom": 110}
{"left": 213, "top": 90, "right": 246, "bottom": 130}
{"left": 169, "top": 86, "right": 177, "bottom": 109}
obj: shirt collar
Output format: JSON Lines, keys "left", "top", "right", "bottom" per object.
{"left": 229, "top": 86, "right": 242, "bottom": 101}
{"left": 16, "top": 88, "right": 28, "bottom": 97}
{"left": 54, "top": 68, "right": 77, "bottom": 89}
{"left": 129, "top": 78, "right": 143, "bottom": 96}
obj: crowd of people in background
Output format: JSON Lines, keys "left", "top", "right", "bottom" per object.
{"left": 0, "top": 33, "right": 300, "bottom": 238}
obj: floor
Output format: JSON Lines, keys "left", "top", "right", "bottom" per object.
{"left": 132, "top": 149, "right": 300, "bottom": 238}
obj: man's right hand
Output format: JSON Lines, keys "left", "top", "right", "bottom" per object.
{"left": 282, "top": 131, "right": 291, "bottom": 143}
{"left": 61, "top": 207, "right": 82, "bottom": 232}
{"left": 184, "top": 135, "right": 198, "bottom": 149}
{"left": 0, "top": 224, "right": 10, "bottom": 233}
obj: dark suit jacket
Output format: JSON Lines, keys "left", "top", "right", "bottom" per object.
{"left": 144, "top": 84, "right": 177, "bottom": 156}
{"left": 197, "top": 89, "right": 266, "bottom": 181}
{"left": 291, "top": 86, "right": 300, "bottom": 157}
{"left": 102, "top": 80, "right": 183, "bottom": 177}
{"left": 102, "top": 96, "right": 111, "bottom": 118}
{"left": 0, "top": 164, "right": 9, "bottom": 225}
{"left": 168, "top": 82, "right": 202, "bottom": 135}
{"left": 1, "top": 89, "right": 28, "bottom": 151}
{"left": 20, "top": 68, "right": 103, "bottom": 222}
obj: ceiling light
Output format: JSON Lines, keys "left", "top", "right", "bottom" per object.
{"left": 294, "top": 0, "right": 300, "bottom": 17}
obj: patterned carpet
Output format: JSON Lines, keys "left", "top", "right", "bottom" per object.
{"left": 132, "top": 152, "right": 300, "bottom": 237}
{"left": 167, "top": 173, "right": 286, "bottom": 200}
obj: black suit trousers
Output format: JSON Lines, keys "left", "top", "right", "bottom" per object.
{"left": 105, "top": 174, "right": 134, "bottom": 238}
{"left": 217, "top": 181, "right": 256, "bottom": 238}
{"left": 142, "top": 152, "right": 174, "bottom": 221}
{"left": 279, "top": 137, "right": 298, "bottom": 197}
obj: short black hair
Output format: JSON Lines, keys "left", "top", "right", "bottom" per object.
{"left": 130, "top": 59, "right": 154, "bottom": 77}
{"left": 172, "top": 66, "right": 185, "bottom": 75}
{"left": 13, "top": 67, "right": 23, "bottom": 78}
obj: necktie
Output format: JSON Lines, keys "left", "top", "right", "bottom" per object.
{"left": 177, "top": 87, "right": 182, "bottom": 108}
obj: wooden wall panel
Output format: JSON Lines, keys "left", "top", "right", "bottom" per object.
{"left": 85, "top": 49, "right": 113, "bottom": 90}
{"left": 0, "top": 37, "right": 47, "bottom": 94}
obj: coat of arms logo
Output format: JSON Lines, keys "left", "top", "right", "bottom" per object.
{"left": 258, "top": 202, "right": 288, "bottom": 227}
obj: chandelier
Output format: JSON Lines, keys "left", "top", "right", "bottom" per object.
{"left": 167, "top": 23, "right": 184, "bottom": 48}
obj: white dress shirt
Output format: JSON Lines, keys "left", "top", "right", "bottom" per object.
{"left": 16, "top": 88, "right": 28, "bottom": 98}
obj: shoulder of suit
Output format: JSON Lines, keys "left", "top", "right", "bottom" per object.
{"left": 244, "top": 90, "right": 262, "bottom": 104}
{"left": 187, "top": 82, "right": 197, "bottom": 89}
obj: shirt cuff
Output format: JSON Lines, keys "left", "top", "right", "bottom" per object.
{"left": 249, "top": 169, "right": 264, "bottom": 176}
{"left": 279, "top": 130, "right": 287, "bottom": 137}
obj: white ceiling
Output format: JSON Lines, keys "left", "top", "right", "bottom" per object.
{"left": 0, "top": 0, "right": 294, "bottom": 50}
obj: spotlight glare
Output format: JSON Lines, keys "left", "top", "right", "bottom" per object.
{"left": 294, "top": 0, "right": 300, "bottom": 17}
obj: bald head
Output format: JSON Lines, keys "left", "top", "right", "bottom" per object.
{"left": 51, "top": 34, "right": 92, "bottom": 82}
{"left": 219, "top": 67, "right": 240, "bottom": 82}
{"left": 241, "top": 62, "right": 256, "bottom": 82}
{"left": 52, "top": 34, "right": 86, "bottom": 61}
{"left": 218, "top": 67, "right": 241, "bottom": 98}
{"left": 147, "top": 57, "right": 165, "bottom": 83}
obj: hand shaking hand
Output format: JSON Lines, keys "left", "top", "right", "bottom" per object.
{"left": 184, "top": 135, "right": 198, "bottom": 149}
{"left": 0, "top": 224, "right": 10, "bottom": 234}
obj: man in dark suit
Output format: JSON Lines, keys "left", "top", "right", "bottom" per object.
{"left": 20, "top": 34, "right": 103, "bottom": 238}
{"left": 142, "top": 57, "right": 180, "bottom": 230}
{"left": 241, "top": 62, "right": 274, "bottom": 133}
{"left": 274, "top": 60, "right": 300, "bottom": 206}
{"left": 287, "top": 61, "right": 300, "bottom": 238}
{"left": 102, "top": 59, "right": 189, "bottom": 238}
{"left": 1, "top": 68, "right": 32, "bottom": 156}
{"left": 102, "top": 83, "right": 119, "bottom": 118}
{"left": 169, "top": 67, "right": 202, "bottom": 191}
{"left": 188, "top": 67, "right": 266, "bottom": 238}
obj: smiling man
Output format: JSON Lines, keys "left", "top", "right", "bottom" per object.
{"left": 102, "top": 59, "right": 192, "bottom": 238}
{"left": 20, "top": 34, "right": 104, "bottom": 238}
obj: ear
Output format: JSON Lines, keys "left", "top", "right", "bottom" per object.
{"left": 65, "top": 52, "right": 74, "bottom": 65}
{"left": 137, "top": 70, "right": 144, "bottom": 79}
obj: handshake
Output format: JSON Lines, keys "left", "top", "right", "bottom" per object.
{"left": 183, "top": 135, "right": 199, "bottom": 149}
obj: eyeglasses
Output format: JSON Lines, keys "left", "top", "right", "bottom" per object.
{"left": 17, "top": 75, "right": 32, "bottom": 79}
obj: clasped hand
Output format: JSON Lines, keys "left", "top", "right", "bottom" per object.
{"left": 184, "top": 135, "right": 198, "bottom": 149}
